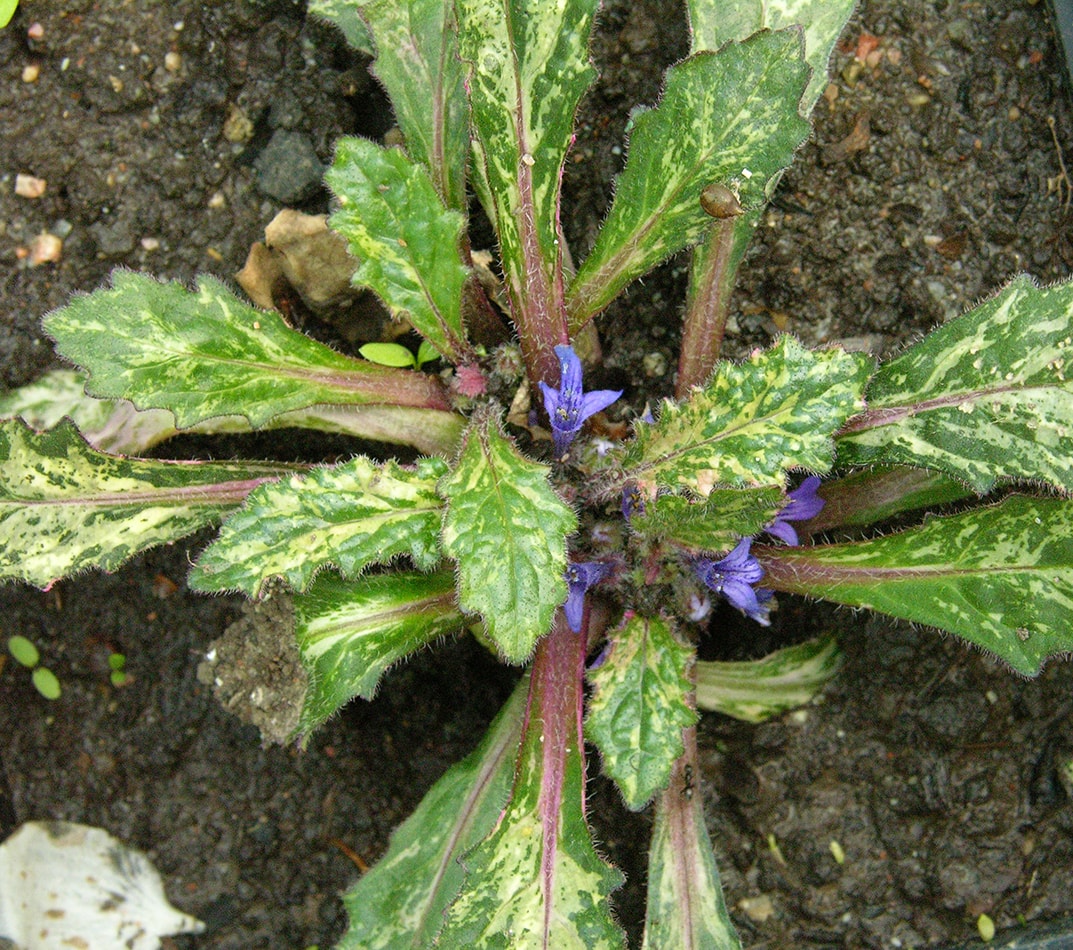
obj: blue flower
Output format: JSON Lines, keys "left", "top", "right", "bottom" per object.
{"left": 540, "top": 345, "right": 622, "bottom": 458}
{"left": 766, "top": 475, "right": 825, "bottom": 546}
{"left": 563, "top": 561, "right": 611, "bottom": 632}
{"left": 693, "top": 538, "right": 770, "bottom": 626}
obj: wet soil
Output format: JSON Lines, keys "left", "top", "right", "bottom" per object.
{"left": 2, "top": 1, "right": 1073, "bottom": 948}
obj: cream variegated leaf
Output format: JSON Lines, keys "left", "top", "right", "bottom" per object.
{"left": 687, "top": 0, "right": 855, "bottom": 113}
{"left": 837, "top": 276, "right": 1073, "bottom": 494}
{"left": 619, "top": 337, "right": 872, "bottom": 497}
{"left": 294, "top": 571, "right": 463, "bottom": 735}
{"left": 43, "top": 272, "right": 453, "bottom": 429}
{"left": 440, "top": 414, "right": 576, "bottom": 663}
{"left": 759, "top": 495, "right": 1073, "bottom": 676}
{"left": 0, "top": 419, "right": 288, "bottom": 588}
{"left": 567, "top": 31, "right": 811, "bottom": 328}
{"left": 189, "top": 456, "right": 449, "bottom": 597}
{"left": 585, "top": 615, "right": 697, "bottom": 810}
{"left": 327, "top": 137, "right": 470, "bottom": 362}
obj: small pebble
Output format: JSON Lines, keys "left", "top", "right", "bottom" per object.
{"left": 22, "top": 63, "right": 40, "bottom": 83}
{"left": 14, "top": 174, "right": 47, "bottom": 198}
{"left": 27, "top": 22, "right": 44, "bottom": 40}
{"left": 29, "top": 233, "right": 63, "bottom": 265}
{"left": 164, "top": 51, "right": 182, "bottom": 73}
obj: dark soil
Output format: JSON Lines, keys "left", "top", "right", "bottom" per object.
{"left": 2, "top": 1, "right": 1073, "bottom": 948}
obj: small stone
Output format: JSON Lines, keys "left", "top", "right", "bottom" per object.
{"left": 254, "top": 130, "right": 325, "bottom": 204}
{"left": 164, "top": 51, "right": 182, "bottom": 73}
{"left": 642, "top": 351, "right": 667, "bottom": 378}
{"left": 29, "top": 232, "right": 63, "bottom": 265}
{"left": 22, "top": 63, "right": 40, "bottom": 83}
{"left": 14, "top": 174, "right": 47, "bottom": 198}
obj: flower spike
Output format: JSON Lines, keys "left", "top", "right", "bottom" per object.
{"left": 693, "top": 538, "right": 771, "bottom": 626}
{"left": 766, "top": 475, "right": 825, "bottom": 546}
{"left": 539, "top": 344, "right": 622, "bottom": 458}
{"left": 563, "top": 561, "right": 611, "bottom": 632}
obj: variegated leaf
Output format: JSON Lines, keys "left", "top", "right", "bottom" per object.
{"left": 0, "top": 370, "right": 465, "bottom": 457}
{"left": 0, "top": 419, "right": 287, "bottom": 588}
{"left": 687, "top": 0, "right": 855, "bottom": 113}
{"left": 643, "top": 767, "right": 741, "bottom": 950}
{"left": 440, "top": 414, "right": 576, "bottom": 663}
{"left": 189, "top": 456, "right": 448, "bottom": 596}
{"left": 338, "top": 676, "right": 526, "bottom": 949}
{"left": 294, "top": 570, "right": 462, "bottom": 735}
{"left": 43, "top": 272, "right": 453, "bottom": 429}
{"left": 353, "top": 0, "right": 469, "bottom": 210}
{"left": 438, "top": 619, "right": 625, "bottom": 947}
{"left": 455, "top": 0, "right": 597, "bottom": 365}
{"left": 585, "top": 615, "right": 697, "bottom": 810}
{"left": 308, "top": 0, "right": 374, "bottom": 53}
{"left": 566, "top": 32, "right": 811, "bottom": 329}
{"left": 759, "top": 495, "right": 1073, "bottom": 676}
{"left": 327, "top": 137, "right": 470, "bottom": 361}
{"left": 695, "top": 633, "right": 842, "bottom": 723}
{"left": 837, "top": 276, "right": 1073, "bottom": 494}
{"left": 632, "top": 486, "right": 784, "bottom": 553}
{"left": 619, "top": 337, "right": 872, "bottom": 497}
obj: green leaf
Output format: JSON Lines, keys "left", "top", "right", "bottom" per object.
{"left": 585, "top": 615, "right": 698, "bottom": 810}
{"left": 759, "top": 495, "right": 1073, "bottom": 676}
{"left": 7, "top": 635, "right": 40, "bottom": 669}
{"left": 567, "top": 32, "right": 811, "bottom": 328}
{"left": 308, "top": 0, "right": 375, "bottom": 53}
{"left": 695, "top": 633, "right": 843, "bottom": 723}
{"left": 328, "top": 138, "right": 470, "bottom": 362}
{"left": 32, "top": 667, "right": 61, "bottom": 700}
{"left": 338, "top": 675, "right": 526, "bottom": 949}
{"left": 43, "top": 272, "right": 452, "bottom": 429}
{"left": 837, "top": 277, "right": 1073, "bottom": 495}
{"left": 440, "top": 414, "right": 576, "bottom": 663}
{"left": 643, "top": 773, "right": 741, "bottom": 950}
{"left": 0, "top": 419, "right": 288, "bottom": 589}
{"left": 0, "top": 369, "right": 464, "bottom": 457}
{"left": 354, "top": 0, "right": 469, "bottom": 210}
{"left": 631, "top": 486, "right": 784, "bottom": 553}
{"left": 619, "top": 337, "right": 872, "bottom": 497}
{"left": 0, "top": 0, "right": 17, "bottom": 30}
{"left": 293, "top": 570, "right": 462, "bottom": 736}
{"left": 189, "top": 456, "right": 448, "bottom": 597}
{"left": 439, "top": 620, "right": 625, "bottom": 947}
{"left": 358, "top": 342, "right": 417, "bottom": 368}
{"left": 687, "top": 0, "right": 855, "bottom": 114}
{"left": 456, "top": 0, "right": 596, "bottom": 338}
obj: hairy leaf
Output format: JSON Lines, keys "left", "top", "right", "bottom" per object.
{"left": 456, "top": 0, "right": 597, "bottom": 365}
{"left": 338, "top": 676, "right": 526, "bottom": 949}
{"left": 585, "top": 616, "right": 698, "bottom": 810}
{"left": 189, "top": 456, "right": 448, "bottom": 596}
{"left": 294, "top": 570, "right": 462, "bottom": 735}
{"left": 0, "top": 369, "right": 464, "bottom": 456}
{"left": 632, "top": 486, "right": 784, "bottom": 553}
{"left": 687, "top": 0, "right": 855, "bottom": 112}
{"left": 644, "top": 770, "right": 741, "bottom": 950}
{"left": 43, "top": 272, "right": 452, "bottom": 429}
{"left": 354, "top": 0, "right": 469, "bottom": 210}
{"left": 0, "top": 419, "right": 286, "bottom": 588}
{"left": 308, "top": 0, "right": 374, "bottom": 53}
{"left": 695, "top": 633, "right": 842, "bottom": 722}
{"left": 619, "top": 337, "right": 872, "bottom": 497}
{"left": 837, "top": 276, "right": 1073, "bottom": 494}
{"left": 440, "top": 414, "right": 576, "bottom": 663}
{"left": 567, "top": 32, "right": 811, "bottom": 328}
{"left": 759, "top": 495, "right": 1073, "bottom": 676}
{"left": 439, "top": 620, "right": 625, "bottom": 947}
{"left": 328, "top": 137, "right": 470, "bottom": 361}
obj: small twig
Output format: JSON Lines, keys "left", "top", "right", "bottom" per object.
{"left": 1047, "top": 115, "right": 1071, "bottom": 209}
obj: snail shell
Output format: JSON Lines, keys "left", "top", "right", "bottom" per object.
{"left": 700, "top": 182, "right": 743, "bottom": 219}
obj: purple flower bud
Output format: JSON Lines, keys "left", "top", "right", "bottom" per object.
{"left": 563, "top": 560, "right": 611, "bottom": 632}
{"left": 693, "top": 537, "right": 770, "bottom": 625}
{"left": 539, "top": 345, "right": 622, "bottom": 458}
{"left": 766, "top": 475, "right": 825, "bottom": 546}
{"left": 621, "top": 485, "right": 645, "bottom": 521}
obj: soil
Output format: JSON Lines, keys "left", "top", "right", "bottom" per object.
{"left": 2, "top": 1, "right": 1073, "bottom": 948}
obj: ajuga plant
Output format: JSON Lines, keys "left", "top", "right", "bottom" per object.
{"left": 3, "top": 0, "right": 1073, "bottom": 946}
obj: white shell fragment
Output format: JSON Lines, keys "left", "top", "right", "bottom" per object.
{"left": 0, "top": 821, "right": 204, "bottom": 950}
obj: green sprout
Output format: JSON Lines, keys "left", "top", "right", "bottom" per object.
{"left": 108, "top": 652, "right": 129, "bottom": 687}
{"left": 7, "top": 634, "right": 61, "bottom": 700}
